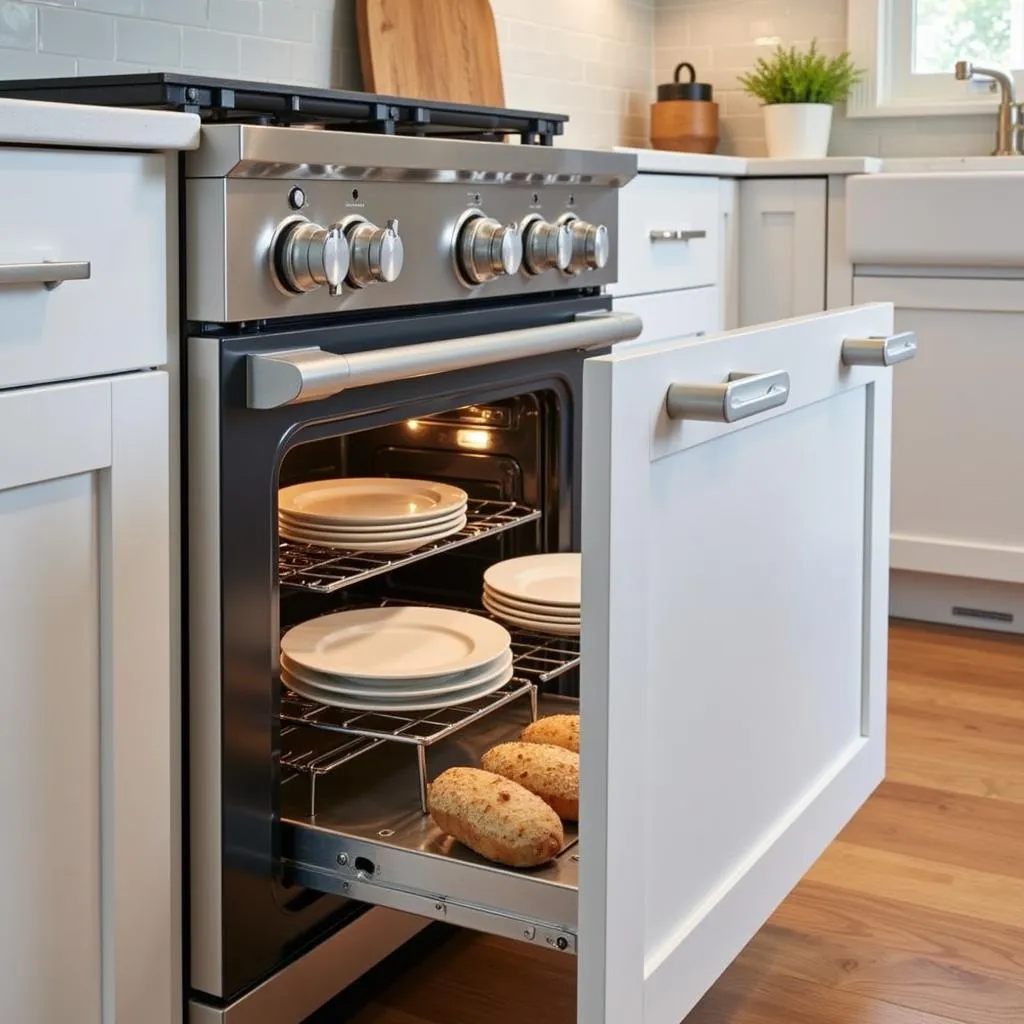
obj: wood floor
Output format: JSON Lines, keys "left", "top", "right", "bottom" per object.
{"left": 327, "top": 621, "right": 1024, "bottom": 1023}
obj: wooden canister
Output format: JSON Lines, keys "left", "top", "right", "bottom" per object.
{"left": 650, "top": 62, "right": 719, "bottom": 154}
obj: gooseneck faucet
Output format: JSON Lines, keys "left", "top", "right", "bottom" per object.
{"left": 955, "top": 60, "right": 1022, "bottom": 155}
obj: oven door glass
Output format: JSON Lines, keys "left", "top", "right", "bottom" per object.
{"left": 282, "top": 302, "right": 906, "bottom": 1024}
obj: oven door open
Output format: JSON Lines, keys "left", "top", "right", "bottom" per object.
{"left": 277, "top": 302, "right": 915, "bottom": 1024}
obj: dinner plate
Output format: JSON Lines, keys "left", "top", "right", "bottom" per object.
{"left": 483, "top": 595, "right": 581, "bottom": 636}
{"left": 482, "top": 584, "right": 580, "bottom": 619}
{"left": 279, "top": 516, "right": 466, "bottom": 553}
{"left": 279, "top": 648, "right": 514, "bottom": 698}
{"left": 483, "top": 552, "right": 581, "bottom": 607}
{"left": 281, "top": 605, "right": 512, "bottom": 681}
{"left": 279, "top": 506, "right": 466, "bottom": 536}
{"left": 281, "top": 663, "right": 514, "bottom": 712}
{"left": 483, "top": 593, "right": 580, "bottom": 627}
{"left": 279, "top": 478, "right": 467, "bottom": 526}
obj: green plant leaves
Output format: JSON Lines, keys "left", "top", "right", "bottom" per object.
{"left": 737, "top": 39, "right": 864, "bottom": 105}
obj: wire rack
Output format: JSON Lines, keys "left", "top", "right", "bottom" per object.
{"left": 279, "top": 615, "right": 580, "bottom": 817}
{"left": 278, "top": 499, "right": 540, "bottom": 594}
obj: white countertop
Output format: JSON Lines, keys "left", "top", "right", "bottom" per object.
{"left": 614, "top": 147, "right": 882, "bottom": 177}
{"left": 0, "top": 98, "right": 200, "bottom": 151}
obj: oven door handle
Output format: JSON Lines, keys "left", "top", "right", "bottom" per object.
{"left": 246, "top": 310, "right": 643, "bottom": 409}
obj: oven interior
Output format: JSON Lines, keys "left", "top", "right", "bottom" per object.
{"left": 276, "top": 390, "right": 582, "bottom": 889}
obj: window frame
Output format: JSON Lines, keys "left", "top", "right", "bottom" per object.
{"left": 848, "top": 0, "right": 1023, "bottom": 117}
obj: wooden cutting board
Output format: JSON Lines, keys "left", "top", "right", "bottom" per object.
{"left": 356, "top": 0, "right": 505, "bottom": 108}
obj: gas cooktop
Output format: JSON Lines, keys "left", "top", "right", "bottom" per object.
{"left": 0, "top": 72, "right": 566, "bottom": 146}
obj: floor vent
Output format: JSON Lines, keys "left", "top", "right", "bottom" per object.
{"left": 951, "top": 605, "right": 1014, "bottom": 624}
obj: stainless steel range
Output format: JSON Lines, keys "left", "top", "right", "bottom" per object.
{"left": 0, "top": 75, "right": 638, "bottom": 1023}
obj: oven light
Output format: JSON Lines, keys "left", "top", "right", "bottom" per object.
{"left": 406, "top": 419, "right": 421, "bottom": 431}
{"left": 456, "top": 428, "right": 491, "bottom": 450}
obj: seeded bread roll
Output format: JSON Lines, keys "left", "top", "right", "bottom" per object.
{"left": 520, "top": 714, "right": 579, "bottom": 754}
{"left": 481, "top": 741, "right": 579, "bottom": 821}
{"left": 427, "top": 766, "right": 564, "bottom": 868}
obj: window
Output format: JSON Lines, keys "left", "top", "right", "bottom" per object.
{"left": 848, "top": 0, "right": 1024, "bottom": 116}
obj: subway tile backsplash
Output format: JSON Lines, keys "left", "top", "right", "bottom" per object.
{"left": 0, "top": 0, "right": 656, "bottom": 150}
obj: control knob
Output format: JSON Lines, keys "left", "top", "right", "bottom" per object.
{"left": 456, "top": 215, "right": 522, "bottom": 284}
{"left": 560, "top": 215, "right": 610, "bottom": 274}
{"left": 272, "top": 217, "right": 349, "bottom": 296}
{"left": 345, "top": 217, "right": 404, "bottom": 288}
{"left": 521, "top": 217, "right": 573, "bottom": 275}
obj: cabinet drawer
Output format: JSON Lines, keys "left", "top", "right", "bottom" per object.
{"left": 0, "top": 148, "right": 169, "bottom": 388}
{"left": 609, "top": 173, "right": 720, "bottom": 298}
{"left": 612, "top": 287, "right": 721, "bottom": 349}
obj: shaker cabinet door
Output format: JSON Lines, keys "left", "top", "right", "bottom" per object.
{"left": 0, "top": 372, "right": 174, "bottom": 1024}
{"left": 579, "top": 304, "right": 901, "bottom": 1023}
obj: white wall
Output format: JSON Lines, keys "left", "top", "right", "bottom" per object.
{"left": 655, "top": 0, "right": 993, "bottom": 157}
{"left": 0, "top": 0, "right": 654, "bottom": 149}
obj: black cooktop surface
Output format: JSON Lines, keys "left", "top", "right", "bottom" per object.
{"left": 0, "top": 71, "right": 566, "bottom": 145}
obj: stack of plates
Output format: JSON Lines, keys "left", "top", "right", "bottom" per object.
{"left": 280, "top": 606, "right": 514, "bottom": 712}
{"left": 482, "top": 553, "right": 581, "bottom": 637}
{"left": 278, "top": 478, "right": 469, "bottom": 554}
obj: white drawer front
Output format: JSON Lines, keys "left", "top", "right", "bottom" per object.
{"left": 0, "top": 148, "right": 169, "bottom": 388}
{"left": 610, "top": 174, "right": 720, "bottom": 298}
{"left": 612, "top": 287, "right": 722, "bottom": 349}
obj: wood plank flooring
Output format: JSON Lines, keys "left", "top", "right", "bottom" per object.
{"left": 321, "top": 621, "right": 1024, "bottom": 1023}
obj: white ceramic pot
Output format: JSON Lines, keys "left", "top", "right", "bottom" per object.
{"left": 762, "top": 103, "right": 833, "bottom": 159}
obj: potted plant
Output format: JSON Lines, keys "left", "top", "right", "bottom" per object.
{"left": 738, "top": 40, "right": 863, "bottom": 159}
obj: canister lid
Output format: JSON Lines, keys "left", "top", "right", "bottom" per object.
{"left": 657, "top": 62, "right": 713, "bottom": 102}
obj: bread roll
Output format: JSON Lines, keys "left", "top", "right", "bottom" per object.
{"left": 427, "top": 766, "right": 564, "bottom": 868}
{"left": 520, "top": 713, "right": 579, "bottom": 753}
{"left": 481, "top": 741, "right": 579, "bottom": 821}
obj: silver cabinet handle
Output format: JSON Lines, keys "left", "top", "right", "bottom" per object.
{"left": 0, "top": 260, "right": 91, "bottom": 290}
{"left": 247, "top": 310, "right": 643, "bottom": 409}
{"left": 841, "top": 332, "right": 917, "bottom": 367}
{"left": 649, "top": 229, "right": 707, "bottom": 243}
{"left": 666, "top": 370, "right": 791, "bottom": 422}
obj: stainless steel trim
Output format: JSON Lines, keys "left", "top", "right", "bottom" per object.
{"left": 187, "top": 336, "right": 225, "bottom": 995}
{"left": 188, "top": 908, "right": 426, "bottom": 1024}
{"left": 0, "top": 259, "right": 90, "bottom": 289}
{"left": 666, "top": 369, "right": 791, "bottom": 422}
{"left": 649, "top": 229, "right": 707, "bottom": 242}
{"left": 841, "top": 332, "right": 918, "bottom": 367}
{"left": 187, "top": 124, "right": 639, "bottom": 185}
{"left": 247, "top": 311, "right": 643, "bottom": 409}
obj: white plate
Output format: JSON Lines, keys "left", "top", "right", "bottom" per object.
{"left": 281, "top": 605, "right": 512, "bottom": 681}
{"left": 281, "top": 663, "right": 514, "bottom": 712}
{"left": 483, "top": 552, "right": 581, "bottom": 607}
{"left": 482, "top": 584, "right": 580, "bottom": 619}
{"left": 278, "top": 478, "right": 468, "bottom": 526}
{"left": 483, "top": 592, "right": 580, "bottom": 627}
{"left": 279, "top": 506, "right": 466, "bottom": 536}
{"left": 279, "top": 516, "right": 466, "bottom": 553}
{"left": 483, "top": 595, "right": 581, "bottom": 637}
{"left": 279, "top": 648, "right": 514, "bottom": 698}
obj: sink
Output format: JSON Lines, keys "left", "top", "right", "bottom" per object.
{"left": 847, "top": 169, "right": 1024, "bottom": 267}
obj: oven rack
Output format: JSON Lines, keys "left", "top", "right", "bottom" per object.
{"left": 280, "top": 618, "right": 580, "bottom": 818}
{"left": 279, "top": 499, "right": 540, "bottom": 594}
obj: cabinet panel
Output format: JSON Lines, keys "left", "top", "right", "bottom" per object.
{"left": 0, "top": 147, "right": 168, "bottom": 389}
{"left": 612, "top": 287, "right": 721, "bottom": 349}
{"left": 0, "top": 373, "right": 174, "bottom": 1023}
{"left": 580, "top": 304, "right": 897, "bottom": 1023}
{"left": 854, "top": 276, "right": 1024, "bottom": 587}
{"left": 738, "top": 178, "right": 826, "bottom": 327}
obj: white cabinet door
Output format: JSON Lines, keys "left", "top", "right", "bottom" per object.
{"left": 0, "top": 373, "right": 174, "bottom": 1024}
{"left": 612, "top": 287, "right": 721, "bottom": 349}
{"left": 579, "top": 304, "right": 898, "bottom": 1023}
{"left": 854, "top": 275, "right": 1024, "bottom": 586}
{"left": 738, "top": 178, "right": 826, "bottom": 328}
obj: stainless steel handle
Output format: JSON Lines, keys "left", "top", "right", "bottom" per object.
{"left": 666, "top": 369, "right": 791, "bottom": 422}
{"left": 841, "top": 332, "right": 918, "bottom": 367}
{"left": 0, "top": 259, "right": 91, "bottom": 290}
{"left": 247, "top": 310, "right": 643, "bottom": 409}
{"left": 649, "top": 229, "right": 707, "bottom": 242}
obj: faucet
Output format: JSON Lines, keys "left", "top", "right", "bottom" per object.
{"left": 955, "top": 60, "right": 1022, "bottom": 155}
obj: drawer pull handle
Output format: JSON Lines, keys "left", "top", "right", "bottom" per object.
{"left": 0, "top": 260, "right": 91, "bottom": 290}
{"left": 649, "top": 229, "right": 707, "bottom": 242}
{"left": 841, "top": 332, "right": 918, "bottom": 367}
{"left": 666, "top": 370, "right": 791, "bottom": 423}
